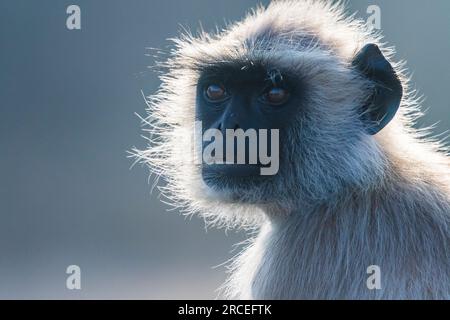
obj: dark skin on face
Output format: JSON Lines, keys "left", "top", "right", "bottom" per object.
{"left": 196, "top": 63, "right": 305, "bottom": 185}
{"left": 196, "top": 44, "right": 402, "bottom": 188}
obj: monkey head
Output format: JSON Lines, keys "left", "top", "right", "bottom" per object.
{"left": 136, "top": 1, "right": 405, "bottom": 227}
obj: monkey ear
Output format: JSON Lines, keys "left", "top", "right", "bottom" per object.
{"left": 352, "top": 44, "right": 403, "bottom": 135}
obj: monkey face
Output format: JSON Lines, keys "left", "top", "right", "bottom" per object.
{"left": 195, "top": 63, "right": 305, "bottom": 193}
{"left": 190, "top": 41, "right": 402, "bottom": 205}
{"left": 135, "top": 0, "right": 405, "bottom": 225}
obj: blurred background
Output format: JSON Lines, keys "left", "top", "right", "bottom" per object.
{"left": 0, "top": 0, "right": 448, "bottom": 299}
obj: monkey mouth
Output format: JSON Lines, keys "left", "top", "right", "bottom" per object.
{"left": 203, "top": 163, "right": 262, "bottom": 178}
{"left": 201, "top": 163, "right": 279, "bottom": 203}
{"left": 201, "top": 163, "right": 267, "bottom": 189}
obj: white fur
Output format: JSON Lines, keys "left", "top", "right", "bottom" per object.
{"left": 133, "top": 0, "right": 450, "bottom": 299}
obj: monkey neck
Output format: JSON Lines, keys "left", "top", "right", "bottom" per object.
{"left": 241, "top": 158, "right": 450, "bottom": 300}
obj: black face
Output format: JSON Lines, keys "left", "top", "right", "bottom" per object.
{"left": 195, "top": 62, "right": 304, "bottom": 188}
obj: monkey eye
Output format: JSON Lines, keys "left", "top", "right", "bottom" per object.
{"left": 260, "top": 87, "right": 290, "bottom": 106}
{"left": 204, "top": 84, "right": 228, "bottom": 102}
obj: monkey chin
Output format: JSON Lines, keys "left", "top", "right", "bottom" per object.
{"left": 201, "top": 163, "right": 278, "bottom": 203}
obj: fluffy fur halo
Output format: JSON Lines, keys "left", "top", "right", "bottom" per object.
{"left": 131, "top": 0, "right": 449, "bottom": 231}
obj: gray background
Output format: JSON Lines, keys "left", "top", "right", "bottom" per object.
{"left": 0, "top": 0, "right": 448, "bottom": 299}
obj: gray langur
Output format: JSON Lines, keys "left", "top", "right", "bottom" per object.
{"left": 134, "top": 0, "right": 450, "bottom": 299}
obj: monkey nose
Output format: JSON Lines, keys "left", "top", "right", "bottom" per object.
{"left": 220, "top": 113, "right": 240, "bottom": 132}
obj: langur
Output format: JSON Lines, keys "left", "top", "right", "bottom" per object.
{"left": 134, "top": 0, "right": 450, "bottom": 299}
